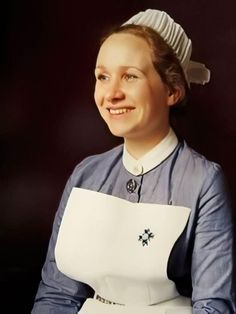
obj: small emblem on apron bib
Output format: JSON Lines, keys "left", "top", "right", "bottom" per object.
{"left": 138, "top": 229, "right": 154, "bottom": 246}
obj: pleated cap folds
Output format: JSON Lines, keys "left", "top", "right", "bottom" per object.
{"left": 123, "top": 9, "right": 210, "bottom": 85}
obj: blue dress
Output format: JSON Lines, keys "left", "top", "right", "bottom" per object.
{"left": 31, "top": 130, "right": 235, "bottom": 313}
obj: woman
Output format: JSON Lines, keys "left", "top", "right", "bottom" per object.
{"left": 31, "top": 9, "right": 235, "bottom": 313}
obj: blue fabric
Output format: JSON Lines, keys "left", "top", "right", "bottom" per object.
{"left": 31, "top": 141, "right": 235, "bottom": 313}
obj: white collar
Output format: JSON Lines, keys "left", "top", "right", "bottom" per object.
{"left": 123, "top": 128, "right": 178, "bottom": 176}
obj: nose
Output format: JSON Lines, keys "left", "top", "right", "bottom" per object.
{"left": 105, "top": 79, "right": 125, "bottom": 103}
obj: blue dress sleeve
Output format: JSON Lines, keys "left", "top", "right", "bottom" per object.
{"left": 31, "top": 166, "right": 94, "bottom": 314}
{"left": 191, "top": 164, "right": 235, "bottom": 313}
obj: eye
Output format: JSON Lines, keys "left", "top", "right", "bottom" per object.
{"left": 96, "top": 74, "right": 110, "bottom": 82}
{"left": 124, "top": 73, "right": 138, "bottom": 82}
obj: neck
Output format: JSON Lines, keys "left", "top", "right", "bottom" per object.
{"left": 124, "top": 128, "right": 170, "bottom": 160}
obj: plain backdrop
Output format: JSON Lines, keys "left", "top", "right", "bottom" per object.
{"left": 1, "top": 0, "right": 236, "bottom": 312}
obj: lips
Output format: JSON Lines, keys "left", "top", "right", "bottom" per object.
{"left": 109, "top": 108, "right": 133, "bottom": 115}
{"left": 107, "top": 105, "right": 135, "bottom": 115}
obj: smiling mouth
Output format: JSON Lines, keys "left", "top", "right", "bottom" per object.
{"left": 108, "top": 108, "right": 134, "bottom": 115}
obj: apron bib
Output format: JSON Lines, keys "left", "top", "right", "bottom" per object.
{"left": 55, "top": 188, "right": 191, "bottom": 313}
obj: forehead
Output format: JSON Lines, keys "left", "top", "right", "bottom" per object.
{"left": 96, "top": 33, "right": 153, "bottom": 69}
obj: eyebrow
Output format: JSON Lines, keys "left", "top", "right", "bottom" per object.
{"left": 95, "top": 65, "right": 105, "bottom": 70}
{"left": 95, "top": 65, "right": 146, "bottom": 73}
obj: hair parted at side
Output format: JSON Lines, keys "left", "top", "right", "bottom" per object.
{"left": 100, "top": 24, "right": 189, "bottom": 109}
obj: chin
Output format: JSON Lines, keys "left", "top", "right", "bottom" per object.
{"left": 109, "top": 130, "right": 125, "bottom": 138}
{"left": 106, "top": 126, "right": 126, "bottom": 138}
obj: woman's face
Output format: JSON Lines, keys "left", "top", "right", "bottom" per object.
{"left": 94, "top": 33, "right": 176, "bottom": 143}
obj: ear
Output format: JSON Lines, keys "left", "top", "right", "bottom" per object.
{"left": 167, "top": 86, "right": 185, "bottom": 107}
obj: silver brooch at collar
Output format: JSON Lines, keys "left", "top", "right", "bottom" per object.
{"left": 138, "top": 229, "right": 154, "bottom": 246}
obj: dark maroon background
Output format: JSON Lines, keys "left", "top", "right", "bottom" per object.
{"left": 1, "top": 0, "right": 235, "bottom": 312}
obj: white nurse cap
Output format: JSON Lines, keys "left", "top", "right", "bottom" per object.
{"left": 123, "top": 9, "right": 210, "bottom": 85}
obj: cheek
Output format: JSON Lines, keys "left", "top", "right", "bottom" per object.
{"left": 94, "top": 84, "right": 102, "bottom": 107}
{"left": 135, "top": 84, "right": 153, "bottom": 99}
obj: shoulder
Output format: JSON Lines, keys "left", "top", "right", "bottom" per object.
{"left": 173, "top": 141, "right": 226, "bottom": 196}
{"left": 69, "top": 144, "right": 124, "bottom": 187}
{"left": 177, "top": 140, "right": 223, "bottom": 178}
{"left": 172, "top": 141, "right": 231, "bottom": 214}
{"left": 77, "top": 144, "right": 123, "bottom": 168}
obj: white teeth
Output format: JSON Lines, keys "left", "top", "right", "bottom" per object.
{"left": 109, "top": 108, "right": 132, "bottom": 115}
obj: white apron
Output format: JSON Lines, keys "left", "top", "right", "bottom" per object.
{"left": 55, "top": 188, "right": 192, "bottom": 313}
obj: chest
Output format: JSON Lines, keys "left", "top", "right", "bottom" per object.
{"left": 55, "top": 188, "right": 190, "bottom": 305}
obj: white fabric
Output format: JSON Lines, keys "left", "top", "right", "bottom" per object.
{"left": 123, "top": 9, "right": 210, "bottom": 85}
{"left": 79, "top": 296, "right": 191, "bottom": 314}
{"left": 123, "top": 128, "right": 178, "bottom": 176}
{"left": 55, "top": 188, "right": 191, "bottom": 310}
{"left": 187, "top": 60, "right": 211, "bottom": 85}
